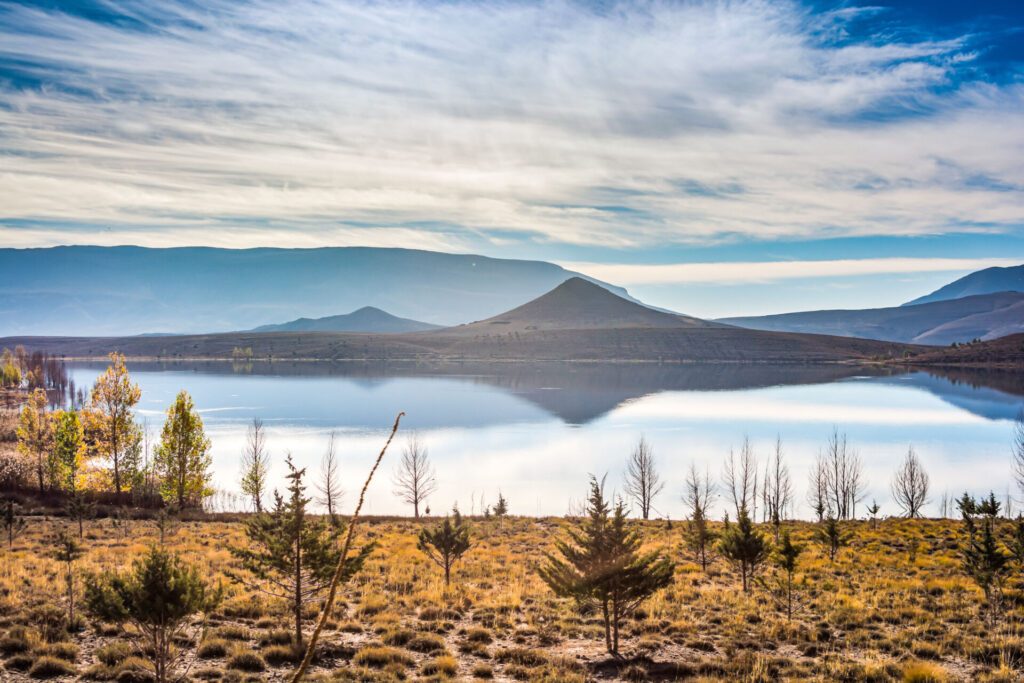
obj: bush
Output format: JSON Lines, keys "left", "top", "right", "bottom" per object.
{"left": 28, "top": 655, "right": 77, "bottom": 678}
{"left": 902, "top": 661, "right": 948, "bottom": 683}
{"left": 422, "top": 655, "right": 458, "bottom": 677}
{"left": 43, "top": 641, "right": 79, "bottom": 662}
{"left": 262, "top": 644, "right": 302, "bottom": 666}
{"left": 352, "top": 646, "right": 414, "bottom": 669}
{"left": 5, "top": 654, "right": 35, "bottom": 672}
{"left": 96, "top": 641, "right": 133, "bottom": 666}
{"left": 227, "top": 651, "right": 266, "bottom": 672}
{"left": 196, "top": 638, "right": 229, "bottom": 658}
{"left": 407, "top": 632, "right": 447, "bottom": 653}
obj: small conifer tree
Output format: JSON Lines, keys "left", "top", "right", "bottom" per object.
{"left": 774, "top": 530, "right": 803, "bottom": 621}
{"left": 718, "top": 506, "right": 768, "bottom": 592}
{"left": 53, "top": 526, "right": 84, "bottom": 627}
{"left": 540, "top": 476, "right": 674, "bottom": 653}
{"left": 229, "top": 456, "right": 373, "bottom": 648}
{"left": 0, "top": 498, "right": 27, "bottom": 549}
{"left": 961, "top": 516, "right": 1011, "bottom": 624}
{"left": 85, "top": 545, "right": 222, "bottom": 683}
{"left": 65, "top": 493, "right": 96, "bottom": 539}
{"left": 815, "top": 516, "right": 849, "bottom": 562}
{"left": 493, "top": 491, "right": 509, "bottom": 518}
{"left": 418, "top": 507, "right": 472, "bottom": 587}
{"left": 866, "top": 500, "right": 880, "bottom": 528}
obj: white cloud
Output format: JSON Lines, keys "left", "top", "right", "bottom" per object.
{"left": 0, "top": 0, "right": 1022, "bottom": 248}
{"left": 559, "top": 257, "right": 1024, "bottom": 285}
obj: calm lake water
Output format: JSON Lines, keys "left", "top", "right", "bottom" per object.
{"left": 67, "top": 361, "right": 1024, "bottom": 519}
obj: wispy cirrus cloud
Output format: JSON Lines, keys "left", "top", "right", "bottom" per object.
{"left": 0, "top": 0, "right": 1022, "bottom": 250}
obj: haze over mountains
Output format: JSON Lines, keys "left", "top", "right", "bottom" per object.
{"left": 1, "top": 277, "right": 910, "bottom": 363}
{"left": 0, "top": 246, "right": 631, "bottom": 336}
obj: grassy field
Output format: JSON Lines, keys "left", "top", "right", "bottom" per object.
{"left": 0, "top": 513, "right": 1020, "bottom": 682}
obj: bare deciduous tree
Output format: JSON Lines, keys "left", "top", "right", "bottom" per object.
{"left": 393, "top": 434, "right": 437, "bottom": 518}
{"left": 723, "top": 436, "right": 757, "bottom": 520}
{"left": 683, "top": 463, "right": 715, "bottom": 570}
{"left": 807, "top": 453, "right": 830, "bottom": 521}
{"left": 823, "top": 428, "right": 866, "bottom": 520}
{"left": 1013, "top": 410, "right": 1024, "bottom": 497}
{"left": 317, "top": 431, "right": 343, "bottom": 523}
{"left": 240, "top": 418, "right": 270, "bottom": 513}
{"left": 624, "top": 436, "right": 664, "bottom": 520}
{"left": 763, "top": 436, "right": 793, "bottom": 537}
{"left": 891, "top": 446, "right": 930, "bottom": 518}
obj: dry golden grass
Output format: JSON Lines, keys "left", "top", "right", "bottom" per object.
{"left": 0, "top": 514, "right": 1020, "bottom": 681}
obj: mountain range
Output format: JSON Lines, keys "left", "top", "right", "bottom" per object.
{"left": 721, "top": 266, "right": 1024, "bottom": 345}
{"left": 0, "top": 246, "right": 631, "bottom": 336}
{"left": 719, "top": 291, "right": 1024, "bottom": 345}
{"left": 905, "top": 264, "right": 1024, "bottom": 306}
{"left": 0, "top": 277, "right": 910, "bottom": 363}
{"left": 250, "top": 307, "right": 440, "bottom": 334}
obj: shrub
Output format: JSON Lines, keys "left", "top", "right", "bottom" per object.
{"left": 227, "top": 651, "right": 266, "bottom": 672}
{"left": 422, "top": 655, "right": 458, "bottom": 677}
{"left": 352, "top": 646, "right": 414, "bottom": 669}
{"left": 43, "top": 641, "right": 79, "bottom": 662}
{"left": 28, "top": 655, "right": 77, "bottom": 678}
{"left": 96, "top": 641, "right": 133, "bottom": 666}
{"left": 406, "top": 632, "right": 447, "bottom": 653}
{"left": 902, "top": 660, "right": 949, "bottom": 683}
{"left": 196, "top": 638, "right": 229, "bottom": 658}
{"left": 262, "top": 644, "right": 302, "bottom": 666}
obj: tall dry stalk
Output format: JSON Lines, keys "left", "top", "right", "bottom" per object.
{"left": 290, "top": 411, "right": 404, "bottom": 682}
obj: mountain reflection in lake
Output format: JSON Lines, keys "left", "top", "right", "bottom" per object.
{"left": 67, "top": 361, "right": 1024, "bottom": 518}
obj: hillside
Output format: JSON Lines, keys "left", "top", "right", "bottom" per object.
{"left": 901, "top": 333, "right": 1024, "bottom": 368}
{"left": 719, "top": 291, "right": 1024, "bottom": 345}
{"left": 251, "top": 306, "right": 440, "bottom": 333}
{"left": 442, "top": 277, "right": 713, "bottom": 333}
{"left": 1, "top": 278, "right": 915, "bottom": 363}
{"left": 905, "top": 264, "right": 1024, "bottom": 305}
{"left": 0, "top": 246, "right": 632, "bottom": 336}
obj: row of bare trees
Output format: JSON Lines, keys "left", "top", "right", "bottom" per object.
{"left": 240, "top": 421, "right": 441, "bottom": 518}
{"left": 620, "top": 430, "right": 942, "bottom": 523}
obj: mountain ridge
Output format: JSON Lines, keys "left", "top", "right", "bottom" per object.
{"left": 251, "top": 306, "right": 440, "bottom": 334}
{"left": 719, "top": 291, "right": 1024, "bottom": 345}
{"left": 905, "top": 264, "right": 1024, "bottom": 306}
{"left": 1, "top": 277, "right": 914, "bottom": 363}
{"left": 0, "top": 245, "right": 635, "bottom": 336}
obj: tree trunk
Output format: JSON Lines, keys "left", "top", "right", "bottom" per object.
{"left": 294, "top": 538, "right": 303, "bottom": 648}
{"left": 414, "top": 499, "right": 419, "bottom": 519}
{"left": 112, "top": 420, "right": 121, "bottom": 496}
{"left": 601, "top": 599, "right": 611, "bottom": 653}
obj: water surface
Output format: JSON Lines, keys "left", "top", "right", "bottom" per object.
{"left": 67, "top": 361, "right": 1024, "bottom": 519}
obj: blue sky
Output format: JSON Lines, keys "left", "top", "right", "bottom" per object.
{"left": 1, "top": 0, "right": 1023, "bottom": 316}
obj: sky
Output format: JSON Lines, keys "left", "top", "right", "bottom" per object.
{"left": 1, "top": 0, "right": 1023, "bottom": 317}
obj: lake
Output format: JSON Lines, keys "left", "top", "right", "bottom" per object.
{"left": 67, "top": 360, "right": 1024, "bottom": 519}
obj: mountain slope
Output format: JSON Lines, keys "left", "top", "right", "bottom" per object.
{"left": 441, "top": 277, "right": 714, "bottom": 334}
{"left": 0, "top": 246, "right": 634, "bottom": 336}
{"left": 719, "top": 292, "right": 1024, "bottom": 345}
{"left": 3, "top": 278, "right": 915, "bottom": 363}
{"left": 251, "top": 307, "right": 440, "bottom": 333}
{"left": 905, "top": 264, "right": 1024, "bottom": 306}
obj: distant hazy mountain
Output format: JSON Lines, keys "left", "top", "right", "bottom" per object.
{"left": 0, "top": 246, "right": 633, "bottom": 336}
{"left": 4, "top": 277, "right": 912, "bottom": 363}
{"left": 719, "top": 291, "right": 1024, "bottom": 345}
{"left": 251, "top": 306, "right": 440, "bottom": 334}
{"left": 905, "top": 264, "right": 1024, "bottom": 305}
